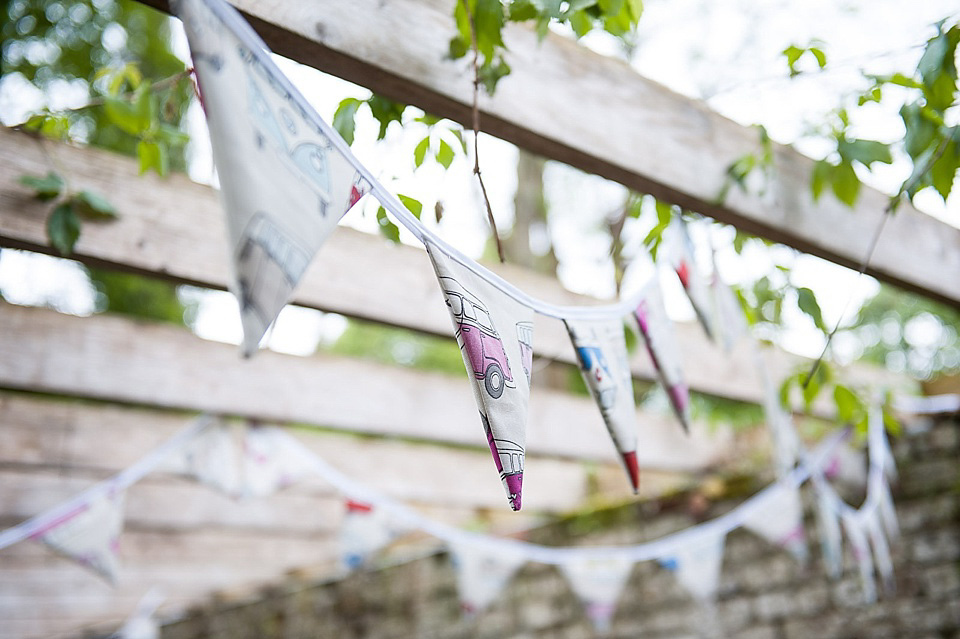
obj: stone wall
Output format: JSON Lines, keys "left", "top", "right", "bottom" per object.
{"left": 160, "top": 417, "right": 959, "bottom": 639}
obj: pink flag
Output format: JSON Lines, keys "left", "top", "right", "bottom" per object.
{"left": 426, "top": 243, "right": 534, "bottom": 511}
{"left": 742, "top": 484, "right": 808, "bottom": 564}
{"left": 564, "top": 319, "right": 640, "bottom": 491}
{"left": 632, "top": 275, "right": 691, "bottom": 434}
{"left": 559, "top": 556, "right": 634, "bottom": 634}
{"left": 449, "top": 542, "right": 526, "bottom": 616}
{"left": 666, "top": 217, "right": 715, "bottom": 340}
{"left": 33, "top": 490, "right": 125, "bottom": 583}
{"left": 177, "top": 0, "right": 370, "bottom": 356}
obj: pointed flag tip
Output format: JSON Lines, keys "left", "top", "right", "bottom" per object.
{"left": 621, "top": 451, "right": 640, "bottom": 493}
{"left": 503, "top": 473, "right": 523, "bottom": 511}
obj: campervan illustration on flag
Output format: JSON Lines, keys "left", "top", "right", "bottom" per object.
{"left": 575, "top": 345, "right": 617, "bottom": 410}
{"left": 516, "top": 321, "right": 534, "bottom": 386}
{"left": 481, "top": 412, "right": 523, "bottom": 508}
{"left": 440, "top": 276, "right": 515, "bottom": 399}
{"left": 235, "top": 212, "right": 310, "bottom": 328}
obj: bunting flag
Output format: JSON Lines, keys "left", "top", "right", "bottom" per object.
{"left": 559, "top": 556, "right": 634, "bottom": 634}
{"left": 877, "top": 480, "right": 900, "bottom": 543}
{"left": 666, "top": 217, "right": 715, "bottom": 340}
{"left": 564, "top": 318, "right": 640, "bottom": 491}
{"left": 32, "top": 490, "right": 125, "bottom": 583}
{"left": 865, "top": 512, "right": 896, "bottom": 596}
{"left": 741, "top": 484, "right": 808, "bottom": 564}
{"left": 449, "top": 542, "right": 526, "bottom": 616}
{"left": 176, "top": 0, "right": 370, "bottom": 356}
{"left": 339, "top": 500, "right": 395, "bottom": 571}
{"left": 242, "top": 425, "right": 318, "bottom": 498}
{"left": 814, "top": 485, "right": 844, "bottom": 579}
{"left": 116, "top": 588, "right": 164, "bottom": 639}
{"left": 660, "top": 532, "right": 726, "bottom": 602}
{"left": 161, "top": 420, "right": 243, "bottom": 497}
{"left": 425, "top": 242, "right": 534, "bottom": 511}
{"left": 709, "top": 265, "right": 748, "bottom": 353}
{"left": 632, "top": 276, "right": 691, "bottom": 433}
{"left": 757, "top": 351, "right": 800, "bottom": 476}
{"left": 841, "top": 512, "right": 877, "bottom": 604}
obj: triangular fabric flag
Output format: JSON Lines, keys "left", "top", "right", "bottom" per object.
{"left": 708, "top": 246, "right": 747, "bottom": 353}
{"left": 161, "top": 420, "right": 243, "bottom": 497}
{"left": 814, "top": 485, "right": 844, "bottom": 579}
{"left": 632, "top": 275, "right": 691, "bottom": 434}
{"left": 241, "top": 425, "right": 318, "bottom": 498}
{"left": 32, "top": 490, "right": 125, "bottom": 583}
{"left": 176, "top": 0, "right": 370, "bottom": 356}
{"left": 339, "top": 500, "right": 395, "bottom": 571}
{"left": 117, "top": 588, "right": 165, "bottom": 639}
{"left": 564, "top": 318, "right": 640, "bottom": 491}
{"left": 841, "top": 512, "right": 877, "bottom": 604}
{"left": 741, "top": 484, "right": 808, "bottom": 564}
{"left": 877, "top": 480, "right": 900, "bottom": 543}
{"left": 666, "top": 217, "right": 715, "bottom": 340}
{"left": 559, "top": 556, "right": 634, "bottom": 634}
{"left": 449, "top": 541, "right": 526, "bottom": 616}
{"left": 757, "top": 351, "right": 800, "bottom": 477}
{"left": 425, "top": 242, "right": 534, "bottom": 511}
{"left": 661, "top": 532, "right": 726, "bottom": 602}
{"left": 865, "top": 510, "right": 896, "bottom": 596}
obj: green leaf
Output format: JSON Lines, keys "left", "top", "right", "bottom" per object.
{"left": 19, "top": 171, "right": 65, "bottom": 201}
{"left": 137, "top": 139, "right": 169, "bottom": 176}
{"left": 809, "top": 46, "right": 827, "bottom": 69}
{"left": 104, "top": 85, "right": 153, "bottom": 135}
{"left": 654, "top": 198, "right": 672, "bottom": 226}
{"left": 72, "top": 190, "right": 117, "bottom": 220}
{"left": 783, "top": 45, "right": 804, "bottom": 76}
{"left": 436, "top": 138, "right": 455, "bottom": 169}
{"left": 448, "top": 34, "right": 470, "bottom": 60}
{"left": 625, "top": 0, "right": 643, "bottom": 21}
{"left": 368, "top": 95, "right": 406, "bottom": 140}
{"left": 568, "top": 10, "right": 593, "bottom": 37}
{"left": 474, "top": 0, "right": 506, "bottom": 60}
{"left": 831, "top": 160, "right": 860, "bottom": 207}
{"left": 376, "top": 206, "right": 401, "bottom": 243}
{"left": 811, "top": 159, "right": 831, "bottom": 201}
{"left": 478, "top": 57, "right": 512, "bottom": 94}
{"left": 397, "top": 194, "right": 423, "bottom": 219}
{"left": 47, "top": 203, "right": 82, "bottom": 256}
{"left": 801, "top": 369, "right": 821, "bottom": 412}
{"left": 796, "top": 286, "right": 826, "bottom": 332}
{"left": 414, "top": 136, "right": 430, "bottom": 168}
{"left": 508, "top": 0, "right": 539, "bottom": 22}
{"left": 332, "top": 97, "right": 362, "bottom": 146}
{"left": 838, "top": 138, "right": 893, "bottom": 167}
{"left": 833, "top": 384, "right": 861, "bottom": 423}
{"left": 901, "top": 102, "right": 937, "bottom": 159}
{"left": 930, "top": 136, "right": 959, "bottom": 201}
{"left": 884, "top": 72, "right": 923, "bottom": 90}
{"left": 450, "top": 129, "right": 469, "bottom": 154}
{"left": 156, "top": 123, "right": 190, "bottom": 147}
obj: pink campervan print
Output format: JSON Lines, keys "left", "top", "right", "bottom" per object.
{"left": 440, "top": 276, "right": 515, "bottom": 399}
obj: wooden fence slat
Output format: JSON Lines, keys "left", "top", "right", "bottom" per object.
{"left": 131, "top": 0, "right": 960, "bottom": 307}
{"left": 0, "top": 129, "right": 909, "bottom": 411}
{"left": 0, "top": 303, "right": 734, "bottom": 470}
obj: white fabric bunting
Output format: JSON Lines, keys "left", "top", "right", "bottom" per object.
{"left": 632, "top": 276, "right": 691, "bottom": 433}
{"left": 161, "top": 420, "right": 243, "bottom": 497}
{"left": 339, "top": 500, "right": 396, "bottom": 571}
{"left": 841, "top": 512, "right": 877, "bottom": 604}
{"left": 741, "top": 484, "right": 808, "bottom": 564}
{"left": 661, "top": 532, "right": 726, "bottom": 602}
{"left": 865, "top": 512, "right": 896, "bottom": 596}
{"left": 177, "top": 0, "right": 369, "bottom": 356}
{"left": 450, "top": 542, "right": 526, "bottom": 616}
{"left": 34, "top": 490, "right": 125, "bottom": 583}
{"left": 564, "top": 318, "right": 640, "bottom": 491}
{"left": 242, "top": 424, "right": 318, "bottom": 498}
{"left": 877, "top": 480, "right": 900, "bottom": 543}
{"left": 710, "top": 269, "right": 748, "bottom": 353}
{"left": 814, "top": 484, "right": 844, "bottom": 579}
{"left": 560, "top": 556, "right": 634, "bottom": 633}
{"left": 426, "top": 242, "right": 534, "bottom": 511}
{"left": 666, "top": 217, "right": 715, "bottom": 340}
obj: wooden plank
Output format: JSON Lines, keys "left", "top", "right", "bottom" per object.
{"left": 132, "top": 0, "right": 960, "bottom": 307}
{"left": 0, "top": 304, "right": 733, "bottom": 470}
{"left": 0, "top": 129, "right": 909, "bottom": 409}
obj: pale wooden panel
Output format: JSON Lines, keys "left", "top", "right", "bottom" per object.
{"left": 127, "top": 1, "right": 960, "bottom": 307}
{"left": 0, "top": 129, "right": 909, "bottom": 410}
{"left": 0, "top": 303, "right": 734, "bottom": 470}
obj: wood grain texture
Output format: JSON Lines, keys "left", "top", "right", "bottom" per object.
{"left": 131, "top": 0, "right": 960, "bottom": 307}
{"left": 0, "top": 304, "right": 733, "bottom": 470}
{"left": 0, "top": 129, "right": 910, "bottom": 411}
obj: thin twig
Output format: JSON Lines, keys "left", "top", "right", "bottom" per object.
{"left": 802, "top": 129, "right": 958, "bottom": 388}
{"left": 460, "top": 0, "right": 506, "bottom": 263}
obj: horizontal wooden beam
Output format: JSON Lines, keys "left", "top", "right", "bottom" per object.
{"left": 0, "top": 129, "right": 909, "bottom": 412}
{"left": 0, "top": 303, "right": 733, "bottom": 471}
{"left": 134, "top": 0, "right": 960, "bottom": 307}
